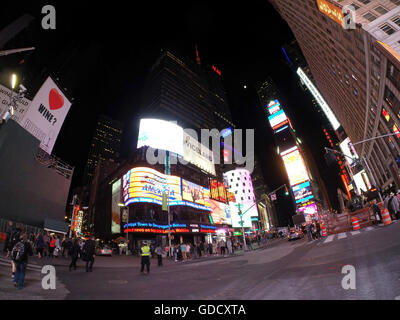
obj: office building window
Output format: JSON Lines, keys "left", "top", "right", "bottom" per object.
{"left": 393, "top": 17, "right": 400, "bottom": 28}
{"left": 359, "top": 0, "right": 370, "bottom": 3}
{"left": 363, "top": 12, "right": 377, "bottom": 22}
{"left": 380, "top": 24, "right": 396, "bottom": 35}
{"left": 375, "top": 6, "right": 388, "bottom": 15}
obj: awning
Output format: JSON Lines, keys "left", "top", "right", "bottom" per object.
{"left": 43, "top": 218, "right": 69, "bottom": 234}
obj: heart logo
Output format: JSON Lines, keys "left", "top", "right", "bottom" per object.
{"left": 48, "top": 88, "right": 64, "bottom": 110}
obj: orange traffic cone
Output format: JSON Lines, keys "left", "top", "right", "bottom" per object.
{"left": 381, "top": 208, "right": 392, "bottom": 226}
{"left": 351, "top": 217, "right": 360, "bottom": 230}
{"left": 322, "top": 226, "right": 327, "bottom": 237}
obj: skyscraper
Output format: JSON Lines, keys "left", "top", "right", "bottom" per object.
{"left": 140, "top": 50, "right": 234, "bottom": 132}
{"left": 257, "top": 76, "right": 281, "bottom": 109}
{"left": 269, "top": 0, "right": 400, "bottom": 192}
{"left": 83, "top": 115, "right": 123, "bottom": 185}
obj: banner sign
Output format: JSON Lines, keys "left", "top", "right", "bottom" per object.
{"left": 21, "top": 77, "right": 72, "bottom": 154}
{"left": 111, "top": 179, "right": 122, "bottom": 234}
{"left": 0, "top": 84, "right": 31, "bottom": 124}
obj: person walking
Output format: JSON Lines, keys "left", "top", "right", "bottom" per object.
{"left": 185, "top": 243, "right": 191, "bottom": 260}
{"left": 43, "top": 232, "right": 50, "bottom": 257}
{"left": 140, "top": 241, "right": 151, "bottom": 274}
{"left": 82, "top": 236, "right": 96, "bottom": 272}
{"left": 180, "top": 242, "right": 186, "bottom": 261}
{"left": 155, "top": 243, "right": 163, "bottom": 266}
{"left": 372, "top": 199, "right": 383, "bottom": 223}
{"left": 69, "top": 238, "right": 81, "bottom": 271}
{"left": 64, "top": 238, "right": 73, "bottom": 259}
{"left": 48, "top": 236, "right": 56, "bottom": 259}
{"left": 227, "top": 238, "right": 233, "bottom": 255}
{"left": 11, "top": 232, "right": 33, "bottom": 289}
{"left": 306, "top": 222, "right": 313, "bottom": 242}
{"left": 4, "top": 221, "right": 14, "bottom": 257}
{"left": 9, "top": 224, "right": 22, "bottom": 280}
{"left": 387, "top": 192, "right": 400, "bottom": 220}
{"left": 36, "top": 232, "right": 44, "bottom": 259}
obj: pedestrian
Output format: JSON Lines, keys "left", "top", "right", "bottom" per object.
{"left": 43, "top": 232, "right": 50, "bottom": 257}
{"left": 36, "top": 232, "right": 44, "bottom": 259}
{"left": 3, "top": 221, "right": 14, "bottom": 257}
{"left": 48, "top": 236, "right": 56, "bottom": 258}
{"left": 140, "top": 241, "right": 151, "bottom": 274}
{"left": 210, "top": 242, "right": 214, "bottom": 256}
{"left": 185, "top": 243, "right": 191, "bottom": 260}
{"left": 372, "top": 199, "right": 382, "bottom": 223}
{"left": 180, "top": 242, "right": 186, "bottom": 261}
{"left": 220, "top": 240, "right": 226, "bottom": 256}
{"left": 227, "top": 238, "right": 233, "bottom": 255}
{"left": 387, "top": 192, "right": 400, "bottom": 220}
{"left": 11, "top": 232, "right": 33, "bottom": 289}
{"left": 199, "top": 241, "right": 204, "bottom": 257}
{"left": 173, "top": 244, "right": 178, "bottom": 262}
{"left": 82, "top": 236, "right": 96, "bottom": 272}
{"left": 64, "top": 238, "right": 73, "bottom": 258}
{"left": 54, "top": 236, "right": 61, "bottom": 258}
{"left": 155, "top": 243, "right": 163, "bottom": 266}
{"left": 9, "top": 224, "right": 22, "bottom": 280}
{"left": 69, "top": 238, "right": 81, "bottom": 271}
{"left": 306, "top": 222, "right": 313, "bottom": 242}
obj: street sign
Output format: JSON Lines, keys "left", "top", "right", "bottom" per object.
{"left": 162, "top": 193, "right": 168, "bottom": 211}
{"left": 270, "top": 193, "right": 277, "bottom": 201}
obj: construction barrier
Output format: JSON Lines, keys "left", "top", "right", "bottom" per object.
{"left": 381, "top": 208, "right": 392, "bottom": 226}
{"left": 351, "top": 217, "right": 360, "bottom": 230}
{"left": 322, "top": 226, "right": 327, "bottom": 237}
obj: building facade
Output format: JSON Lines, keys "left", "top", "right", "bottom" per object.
{"left": 269, "top": 0, "right": 400, "bottom": 192}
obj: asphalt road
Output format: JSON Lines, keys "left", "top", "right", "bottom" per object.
{"left": 52, "top": 221, "right": 400, "bottom": 300}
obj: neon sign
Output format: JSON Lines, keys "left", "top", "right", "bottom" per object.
{"left": 212, "top": 65, "right": 221, "bottom": 76}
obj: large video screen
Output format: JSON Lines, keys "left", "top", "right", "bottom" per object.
{"left": 182, "top": 179, "right": 211, "bottom": 209}
{"left": 281, "top": 148, "right": 310, "bottom": 186}
{"left": 268, "top": 109, "right": 288, "bottom": 130}
{"left": 292, "top": 181, "right": 314, "bottom": 204}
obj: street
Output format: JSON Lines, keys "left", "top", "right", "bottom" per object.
{"left": 2, "top": 221, "right": 400, "bottom": 300}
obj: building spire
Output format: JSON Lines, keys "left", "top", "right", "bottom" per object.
{"left": 195, "top": 44, "right": 201, "bottom": 65}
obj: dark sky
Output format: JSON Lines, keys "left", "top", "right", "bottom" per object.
{"left": 0, "top": 1, "right": 341, "bottom": 222}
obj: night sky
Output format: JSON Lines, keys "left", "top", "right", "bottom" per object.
{"left": 0, "top": 1, "right": 341, "bottom": 222}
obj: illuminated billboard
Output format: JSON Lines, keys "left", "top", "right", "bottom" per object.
{"left": 297, "top": 68, "right": 340, "bottom": 130}
{"left": 268, "top": 109, "right": 288, "bottom": 130}
{"left": 339, "top": 137, "right": 358, "bottom": 166}
{"left": 316, "top": 0, "right": 344, "bottom": 27}
{"left": 123, "top": 167, "right": 212, "bottom": 211}
{"left": 111, "top": 179, "right": 122, "bottom": 234}
{"left": 209, "top": 200, "right": 232, "bottom": 225}
{"left": 137, "top": 119, "right": 216, "bottom": 175}
{"left": 267, "top": 100, "right": 281, "bottom": 115}
{"left": 292, "top": 181, "right": 314, "bottom": 204}
{"left": 210, "top": 179, "right": 228, "bottom": 203}
{"left": 353, "top": 170, "right": 371, "bottom": 194}
{"left": 281, "top": 148, "right": 310, "bottom": 186}
{"left": 182, "top": 179, "right": 211, "bottom": 209}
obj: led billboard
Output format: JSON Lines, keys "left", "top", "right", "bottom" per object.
{"left": 316, "top": 0, "right": 344, "bottom": 27}
{"left": 210, "top": 200, "right": 232, "bottom": 225}
{"left": 281, "top": 148, "right": 310, "bottom": 186}
{"left": 210, "top": 179, "right": 228, "bottom": 203}
{"left": 353, "top": 170, "right": 371, "bottom": 193}
{"left": 267, "top": 100, "right": 281, "bottom": 115}
{"left": 292, "top": 181, "right": 314, "bottom": 204}
{"left": 137, "top": 119, "right": 216, "bottom": 175}
{"left": 123, "top": 167, "right": 212, "bottom": 211}
{"left": 137, "top": 119, "right": 184, "bottom": 156}
{"left": 111, "top": 179, "right": 122, "bottom": 234}
{"left": 339, "top": 137, "right": 358, "bottom": 166}
{"left": 297, "top": 68, "right": 340, "bottom": 130}
{"left": 268, "top": 109, "right": 288, "bottom": 130}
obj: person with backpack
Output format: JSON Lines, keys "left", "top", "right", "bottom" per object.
{"left": 82, "top": 236, "right": 96, "bottom": 272}
{"left": 10, "top": 224, "right": 22, "bottom": 280}
{"left": 12, "top": 232, "right": 33, "bottom": 289}
{"left": 48, "top": 236, "right": 56, "bottom": 259}
{"left": 69, "top": 238, "right": 81, "bottom": 271}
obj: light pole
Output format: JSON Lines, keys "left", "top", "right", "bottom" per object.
{"left": 236, "top": 203, "right": 247, "bottom": 252}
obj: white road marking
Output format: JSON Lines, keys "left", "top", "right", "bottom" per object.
{"left": 395, "top": 295, "right": 400, "bottom": 300}
{"left": 365, "top": 227, "right": 374, "bottom": 231}
{"left": 351, "top": 231, "right": 361, "bottom": 236}
{"left": 338, "top": 233, "right": 347, "bottom": 239}
{"left": 324, "top": 235, "right": 335, "bottom": 243}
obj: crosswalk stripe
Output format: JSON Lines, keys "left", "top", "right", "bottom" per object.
{"left": 366, "top": 226, "right": 374, "bottom": 231}
{"left": 338, "top": 233, "right": 347, "bottom": 239}
{"left": 324, "top": 235, "right": 335, "bottom": 243}
{"left": 351, "top": 230, "right": 361, "bottom": 235}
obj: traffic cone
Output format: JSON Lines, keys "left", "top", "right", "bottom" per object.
{"left": 322, "top": 226, "right": 327, "bottom": 237}
{"left": 381, "top": 208, "right": 392, "bottom": 226}
{"left": 351, "top": 217, "right": 360, "bottom": 230}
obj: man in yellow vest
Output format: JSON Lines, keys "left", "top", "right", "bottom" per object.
{"left": 140, "top": 241, "right": 151, "bottom": 274}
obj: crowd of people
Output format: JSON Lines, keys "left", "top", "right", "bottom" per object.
{"left": 2, "top": 221, "right": 98, "bottom": 290}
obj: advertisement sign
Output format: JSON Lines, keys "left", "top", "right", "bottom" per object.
{"left": 339, "top": 137, "right": 358, "bottom": 166}
{"left": 267, "top": 100, "right": 281, "bottom": 115}
{"left": 297, "top": 203, "right": 318, "bottom": 215}
{"left": 111, "top": 179, "right": 121, "bottom": 234}
{"left": 210, "top": 199, "right": 232, "bottom": 225}
{"left": 353, "top": 170, "right": 371, "bottom": 193}
{"left": 21, "top": 77, "right": 72, "bottom": 154}
{"left": 0, "top": 84, "right": 31, "bottom": 125}
{"left": 268, "top": 109, "right": 288, "bottom": 130}
{"left": 297, "top": 68, "right": 340, "bottom": 130}
{"left": 182, "top": 179, "right": 211, "bottom": 208}
{"left": 316, "top": 0, "right": 344, "bottom": 26}
{"left": 137, "top": 118, "right": 184, "bottom": 156}
{"left": 183, "top": 131, "right": 216, "bottom": 176}
{"left": 292, "top": 181, "right": 314, "bottom": 204}
{"left": 281, "top": 148, "right": 310, "bottom": 186}
{"left": 123, "top": 167, "right": 212, "bottom": 211}
{"left": 123, "top": 221, "right": 216, "bottom": 234}
{"left": 210, "top": 179, "right": 228, "bottom": 203}
{"left": 137, "top": 119, "right": 216, "bottom": 175}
